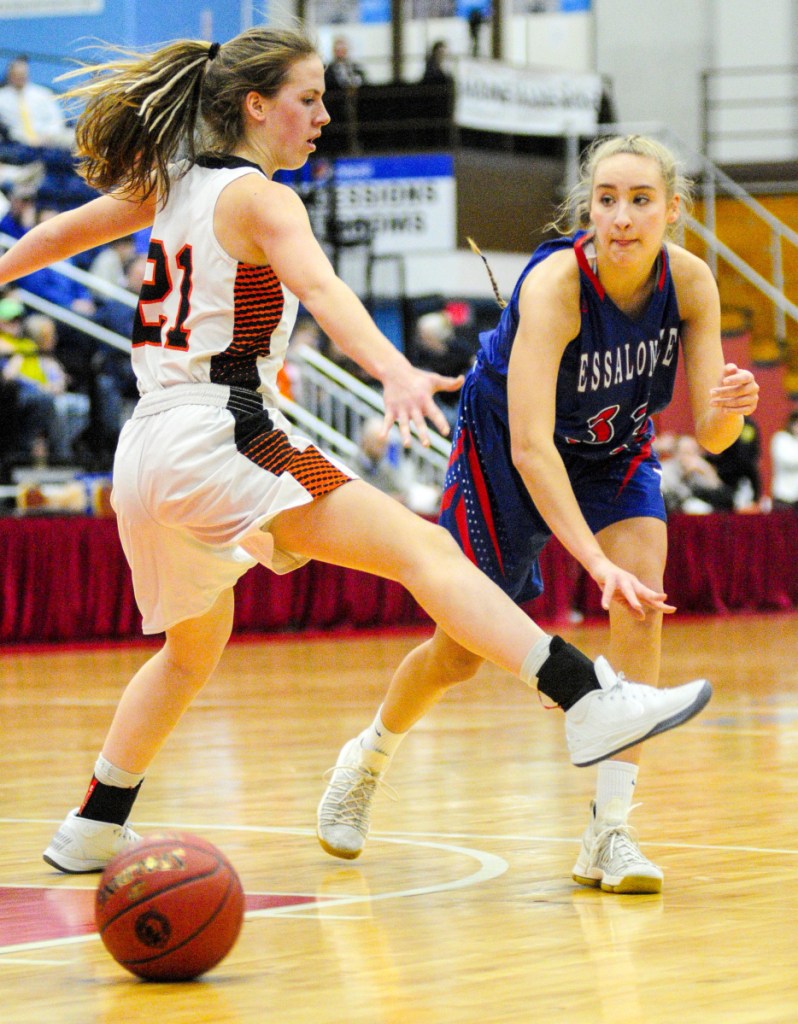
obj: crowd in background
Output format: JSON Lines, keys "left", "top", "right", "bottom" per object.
{"left": 0, "top": 51, "right": 796, "bottom": 520}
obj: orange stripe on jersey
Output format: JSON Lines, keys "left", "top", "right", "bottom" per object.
{"left": 210, "top": 263, "right": 285, "bottom": 388}
{"left": 229, "top": 386, "right": 350, "bottom": 498}
{"left": 239, "top": 422, "right": 349, "bottom": 498}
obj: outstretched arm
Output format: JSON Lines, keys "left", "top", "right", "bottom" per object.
{"left": 0, "top": 193, "right": 156, "bottom": 285}
{"left": 220, "top": 176, "right": 463, "bottom": 446}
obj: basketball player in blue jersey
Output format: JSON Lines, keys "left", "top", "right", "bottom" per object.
{"left": 319, "top": 134, "right": 758, "bottom": 894}
{"left": 0, "top": 33, "right": 712, "bottom": 875}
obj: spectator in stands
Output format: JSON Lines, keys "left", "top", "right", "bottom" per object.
{"left": 0, "top": 180, "right": 38, "bottom": 236}
{"left": 411, "top": 307, "right": 476, "bottom": 430}
{"left": 660, "top": 433, "right": 734, "bottom": 514}
{"left": 651, "top": 428, "right": 676, "bottom": 463}
{"left": 417, "top": 39, "right": 455, "bottom": 144}
{"left": 706, "top": 414, "right": 762, "bottom": 509}
{"left": 1, "top": 198, "right": 97, "bottom": 389}
{"left": 467, "top": 6, "right": 484, "bottom": 56}
{"left": 324, "top": 35, "right": 367, "bottom": 92}
{"left": 770, "top": 409, "right": 798, "bottom": 510}
{"left": 0, "top": 56, "right": 74, "bottom": 149}
{"left": 0, "top": 295, "right": 56, "bottom": 464}
{"left": 0, "top": 157, "right": 44, "bottom": 198}
{"left": 0, "top": 194, "right": 94, "bottom": 314}
{"left": 21, "top": 312, "right": 91, "bottom": 463}
{"left": 87, "top": 235, "right": 137, "bottom": 298}
{"left": 420, "top": 40, "right": 453, "bottom": 85}
{"left": 321, "top": 35, "right": 366, "bottom": 154}
{"left": 90, "top": 253, "right": 143, "bottom": 462}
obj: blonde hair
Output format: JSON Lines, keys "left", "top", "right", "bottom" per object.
{"left": 60, "top": 25, "right": 317, "bottom": 203}
{"left": 549, "top": 133, "right": 693, "bottom": 241}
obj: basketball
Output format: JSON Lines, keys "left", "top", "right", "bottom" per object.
{"left": 95, "top": 832, "right": 245, "bottom": 981}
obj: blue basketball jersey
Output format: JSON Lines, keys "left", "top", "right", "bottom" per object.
{"left": 477, "top": 231, "right": 681, "bottom": 460}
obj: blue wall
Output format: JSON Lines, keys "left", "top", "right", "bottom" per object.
{"left": 0, "top": 2, "right": 272, "bottom": 89}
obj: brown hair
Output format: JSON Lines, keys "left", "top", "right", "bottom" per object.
{"left": 549, "top": 133, "right": 693, "bottom": 241}
{"left": 60, "top": 26, "right": 317, "bottom": 203}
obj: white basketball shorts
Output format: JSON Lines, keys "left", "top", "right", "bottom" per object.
{"left": 111, "top": 383, "right": 354, "bottom": 634}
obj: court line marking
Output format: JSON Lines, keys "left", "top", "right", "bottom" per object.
{"left": 2, "top": 815, "right": 796, "bottom": 960}
{"left": 3, "top": 818, "right": 796, "bottom": 856}
{"left": 0, "top": 823, "right": 508, "bottom": 958}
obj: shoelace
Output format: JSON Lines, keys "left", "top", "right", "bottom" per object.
{"left": 116, "top": 824, "right": 140, "bottom": 844}
{"left": 319, "top": 765, "right": 397, "bottom": 834}
{"left": 590, "top": 802, "right": 646, "bottom": 863}
{"left": 601, "top": 671, "right": 640, "bottom": 704}
{"left": 590, "top": 819, "right": 652, "bottom": 872}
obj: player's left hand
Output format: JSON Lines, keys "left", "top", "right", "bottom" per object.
{"left": 710, "top": 362, "right": 759, "bottom": 416}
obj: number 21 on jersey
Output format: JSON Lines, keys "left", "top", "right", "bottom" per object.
{"left": 133, "top": 239, "right": 193, "bottom": 350}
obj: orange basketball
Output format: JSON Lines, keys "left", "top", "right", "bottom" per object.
{"left": 95, "top": 832, "right": 245, "bottom": 981}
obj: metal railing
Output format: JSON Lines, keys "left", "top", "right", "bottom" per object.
{"left": 290, "top": 344, "right": 450, "bottom": 487}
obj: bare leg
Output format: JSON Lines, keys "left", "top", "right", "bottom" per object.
{"left": 270, "top": 481, "right": 548, "bottom": 679}
{"left": 102, "top": 587, "right": 234, "bottom": 774}
{"left": 596, "top": 517, "right": 667, "bottom": 766}
{"left": 569, "top": 517, "right": 670, "bottom": 892}
{"left": 380, "top": 627, "right": 484, "bottom": 733}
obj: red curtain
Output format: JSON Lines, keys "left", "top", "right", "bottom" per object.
{"left": 1, "top": 510, "right": 797, "bottom": 644}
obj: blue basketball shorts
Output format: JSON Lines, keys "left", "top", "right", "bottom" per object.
{"left": 438, "top": 369, "right": 666, "bottom": 604}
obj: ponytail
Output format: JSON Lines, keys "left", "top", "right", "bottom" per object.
{"left": 467, "top": 237, "right": 507, "bottom": 309}
{"left": 62, "top": 40, "right": 216, "bottom": 203}
{"left": 61, "top": 26, "right": 317, "bottom": 204}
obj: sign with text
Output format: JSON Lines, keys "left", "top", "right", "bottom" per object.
{"left": 333, "top": 153, "right": 456, "bottom": 255}
{"left": 455, "top": 58, "right": 602, "bottom": 136}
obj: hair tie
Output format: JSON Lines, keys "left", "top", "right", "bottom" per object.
{"left": 208, "top": 42, "right": 221, "bottom": 61}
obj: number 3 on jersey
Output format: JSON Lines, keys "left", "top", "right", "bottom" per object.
{"left": 133, "top": 239, "right": 193, "bottom": 350}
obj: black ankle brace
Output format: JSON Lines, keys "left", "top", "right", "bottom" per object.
{"left": 536, "top": 635, "right": 600, "bottom": 711}
{"left": 79, "top": 777, "right": 143, "bottom": 826}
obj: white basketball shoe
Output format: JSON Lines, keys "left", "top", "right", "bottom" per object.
{"left": 317, "top": 737, "right": 392, "bottom": 860}
{"left": 572, "top": 799, "right": 663, "bottom": 894}
{"left": 565, "top": 657, "right": 711, "bottom": 768}
{"left": 43, "top": 808, "right": 141, "bottom": 873}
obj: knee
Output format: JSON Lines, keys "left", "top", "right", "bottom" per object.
{"left": 612, "top": 602, "right": 662, "bottom": 641}
{"left": 161, "top": 638, "right": 225, "bottom": 689}
{"left": 393, "top": 519, "right": 463, "bottom": 579}
{"left": 163, "top": 599, "right": 233, "bottom": 685}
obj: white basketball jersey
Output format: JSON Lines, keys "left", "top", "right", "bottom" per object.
{"left": 132, "top": 156, "right": 299, "bottom": 408}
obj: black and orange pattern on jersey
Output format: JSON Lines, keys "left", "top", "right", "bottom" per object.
{"left": 209, "top": 263, "right": 285, "bottom": 391}
{"left": 228, "top": 387, "right": 349, "bottom": 498}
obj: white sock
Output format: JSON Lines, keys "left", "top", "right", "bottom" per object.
{"left": 94, "top": 754, "right": 145, "bottom": 790}
{"left": 595, "top": 760, "right": 639, "bottom": 819}
{"left": 519, "top": 634, "right": 553, "bottom": 686}
{"left": 359, "top": 706, "right": 406, "bottom": 763}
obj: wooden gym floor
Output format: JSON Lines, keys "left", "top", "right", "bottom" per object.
{"left": 1, "top": 612, "right": 797, "bottom": 1024}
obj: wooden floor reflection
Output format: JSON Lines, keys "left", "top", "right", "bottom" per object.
{"left": 2, "top": 612, "right": 797, "bottom": 1023}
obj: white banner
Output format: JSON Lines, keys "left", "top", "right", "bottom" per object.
{"left": 455, "top": 58, "right": 602, "bottom": 136}
{"left": 0, "top": 0, "right": 102, "bottom": 15}
{"left": 334, "top": 154, "right": 456, "bottom": 256}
